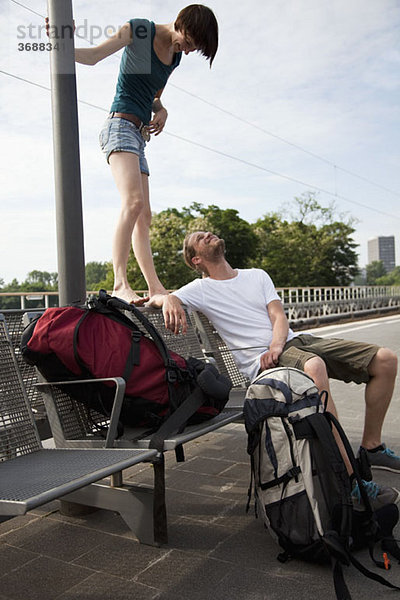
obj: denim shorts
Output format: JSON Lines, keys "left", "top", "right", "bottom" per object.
{"left": 99, "top": 116, "right": 150, "bottom": 175}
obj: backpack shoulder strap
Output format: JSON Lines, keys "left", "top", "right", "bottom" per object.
{"left": 148, "top": 387, "right": 206, "bottom": 453}
{"left": 98, "top": 291, "right": 171, "bottom": 367}
{"left": 324, "top": 411, "right": 374, "bottom": 519}
{"left": 83, "top": 296, "right": 142, "bottom": 384}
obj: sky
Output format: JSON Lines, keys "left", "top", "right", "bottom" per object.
{"left": 1, "top": 0, "right": 400, "bottom": 284}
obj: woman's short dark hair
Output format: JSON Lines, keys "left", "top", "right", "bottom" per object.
{"left": 175, "top": 5, "right": 218, "bottom": 67}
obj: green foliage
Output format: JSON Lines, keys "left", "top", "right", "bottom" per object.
{"left": 251, "top": 195, "right": 359, "bottom": 287}
{"left": 376, "top": 266, "right": 400, "bottom": 285}
{"left": 124, "top": 203, "right": 260, "bottom": 289}
{"left": 366, "top": 261, "right": 387, "bottom": 285}
{"left": 190, "top": 204, "right": 259, "bottom": 268}
{"left": 85, "top": 261, "right": 110, "bottom": 291}
{"left": 0, "top": 196, "right": 361, "bottom": 294}
{"left": 26, "top": 270, "right": 58, "bottom": 288}
{"left": 0, "top": 271, "right": 59, "bottom": 309}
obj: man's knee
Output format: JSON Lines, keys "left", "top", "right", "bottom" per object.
{"left": 303, "top": 356, "right": 328, "bottom": 384}
{"left": 368, "top": 347, "right": 398, "bottom": 378}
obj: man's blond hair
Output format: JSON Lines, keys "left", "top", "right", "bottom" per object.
{"left": 183, "top": 232, "right": 203, "bottom": 273}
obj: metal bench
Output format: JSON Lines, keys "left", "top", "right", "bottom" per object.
{"left": 0, "top": 314, "right": 158, "bottom": 544}
{"left": 190, "top": 310, "right": 250, "bottom": 408}
{"left": 27, "top": 307, "right": 244, "bottom": 450}
{"left": 19, "top": 306, "right": 245, "bottom": 544}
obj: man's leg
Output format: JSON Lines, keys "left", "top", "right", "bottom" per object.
{"left": 303, "top": 354, "right": 400, "bottom": 507}
{"left": 361, "top": 347, "right": 397, "bottom": 449}
{"left": 303, "top": 356, "right": 353, "bottom": 474}
{"left": 360, "top": 347, "right": 400, "bottom": 473}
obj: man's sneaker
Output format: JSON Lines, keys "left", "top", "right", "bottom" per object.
{"left": 351, "top": 479, "right": 400, "bottom": 511}
{"left": 360, "top": 444, "right": 400, "bottom": 473}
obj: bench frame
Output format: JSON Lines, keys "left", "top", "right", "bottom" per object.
{"left": 0, "top": 314, "right": 159, "bottom": 545}
{"left": 4, "top": 306, "right": 246, "bottom": 545}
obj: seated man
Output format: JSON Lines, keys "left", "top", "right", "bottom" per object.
{"left": 149, "top": 230, "right": 400, "bottom": 508}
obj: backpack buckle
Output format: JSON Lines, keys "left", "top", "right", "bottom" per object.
{"left": 131, "top": 330, "right": 142, "bottom": 343}
{"left": 167, "top": 368, "right": 178, "bottom": 384}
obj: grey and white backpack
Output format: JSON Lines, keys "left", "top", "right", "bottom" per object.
{"left": 244, "top": 367, "right": 400, "bottom": 600}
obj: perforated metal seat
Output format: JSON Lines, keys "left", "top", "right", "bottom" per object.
{"left": 190, "top": 311, "right": 250, "bottom": 390}
{"left": 0, "top": 314, "right": 157, "bottom": 535}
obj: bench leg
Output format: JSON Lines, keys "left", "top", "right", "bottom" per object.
{"left": 60, "top": 482, "right": 161, "bottom": 546}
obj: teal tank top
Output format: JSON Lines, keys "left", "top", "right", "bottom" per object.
{"left": 110, "top": 19, "right": 182, "bottom": 124}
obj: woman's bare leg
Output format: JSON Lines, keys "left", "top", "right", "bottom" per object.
{"left": 131, "top": 173, "right": 167, "bottom": 297}
{"left": 109, "top": 151, "right": 147, "bottom": 304}
{"left": 109, "top": 152, "right": 166, "bottom": 302}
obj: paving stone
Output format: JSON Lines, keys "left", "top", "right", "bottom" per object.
{"left": 2, "top": 519, "right": 107, "bottom": 562}
{"left": 50, "top": 508, "right": 133, "bottom": 538}
{"left": 0, "top": 555, "right": 93, "bottom": 600}
{"left": 211, "top": 567, "right": 328, "bottom": 600}
{"left": 166, "top": 517, "right": 235, "bottom": 555}
{"left": 0, "top": 514, "right": 38, "bottom": 536}
{"left": 209, "top": 527, "right": 280, "bottom": 572}
{"left": 164, "top": 487, "right": 232, "bottom": 523}
{"left": 174, "top": 455, "right": 238, "bottom": 476}
{"left": 57, "top": 572, "right": 159, "bottom": 600}
{"left": 0, "top": 543, "right": 38, "bottom": 577}
{"left": 72, "top": 535, "right": 168, "bottom": 579}
{"left": 136, "top": 549, "right": 236, "bottom": 599}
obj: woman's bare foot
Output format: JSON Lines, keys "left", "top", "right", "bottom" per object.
{"left": 112, "top": 285, "right": 149, "bottom": 306}
{"left": 148, "top": 285, "right": 168, "bottom": 297}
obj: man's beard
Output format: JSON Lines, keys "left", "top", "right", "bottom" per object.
{"left": 206, "top": 238, "right": 225, "bottom": 262}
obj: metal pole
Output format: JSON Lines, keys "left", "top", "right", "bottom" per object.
{"left": 48, "top": 0, "right": 86, "bottom": 306}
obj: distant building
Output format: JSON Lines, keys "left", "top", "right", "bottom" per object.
{"left": 368, "top": 236, "right": 396, "bottom": 273}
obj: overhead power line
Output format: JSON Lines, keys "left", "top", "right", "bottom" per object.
{"left": 168, "top": 83, "right": 400, "bottom": 199}
{"left": 2, "top": 68, "right": 400, "bottom": 221}
{"left": 164, "top": 131, "right": 400, "bottom": 219}
{"left": 9, "top": 0, "right": 43, "bottom": 18}
{"left": 9, "top": 0, "right": 400, "bottom": 200}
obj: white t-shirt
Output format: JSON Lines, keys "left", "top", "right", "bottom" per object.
{"left": 173, "top": 268, "right": 295, "bottom": 381}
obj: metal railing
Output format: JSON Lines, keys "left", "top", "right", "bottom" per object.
{"left": 275, "top": 285, "right": 400, "bottom": 325}
{"left": 1, "top": 286, "right": 399, "bottom": 326}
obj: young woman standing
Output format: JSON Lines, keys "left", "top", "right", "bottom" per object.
{"left": 74, "top": 5, "right": 218, "bottom": 303}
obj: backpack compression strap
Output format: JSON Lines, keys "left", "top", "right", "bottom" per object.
{"left": 101, "top": 293, "right": 185, "bottom": 409}
{"left": 101, "top": 292, "right": 171, "bottom": 365}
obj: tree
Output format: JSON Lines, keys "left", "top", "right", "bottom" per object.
{"left": 85, "top": 261, "right": 110, "bottom": 290}
{"left": 190, "top": 204, "right": 259, "bottom": 268}
{"left": 376, "top": 266, "right": 400, "bottom": 285}
{"left": 251, "top": 194, "right": 359, "bottom": 287}
{"left": 66, "top": 197, "right": 359, "bottom": 292}
{"left": 366, "top": 261, "right": 387, "bottom": 285}
{"left": 122, "top": 203, "right": 260, "bottom": 290}
{"left": 26, "top": 270, "right": 58, "bottom": 288}
{"left": 317, "top": 221, "right": 359, "bottom": 285}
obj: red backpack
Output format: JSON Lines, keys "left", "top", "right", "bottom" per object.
{"left": 21, "top": 291, "right": 231, "bottom": 439}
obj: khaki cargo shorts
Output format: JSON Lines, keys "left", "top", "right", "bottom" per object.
{"left": 278, "top": 334, "right": 380, "bottom": 384}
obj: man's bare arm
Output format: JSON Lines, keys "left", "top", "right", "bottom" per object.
{"left": 259, "top": 300, "right": 289, "bottom": 371}
{"left": 147, "top": 294, "right": 188, "bottom": 335}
